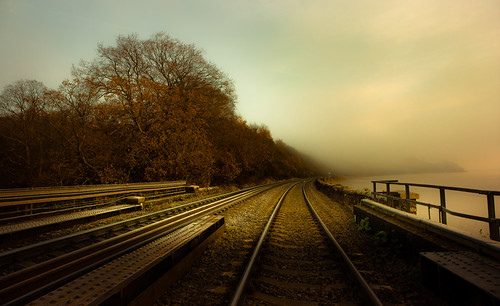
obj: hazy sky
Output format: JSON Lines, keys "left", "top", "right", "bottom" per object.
{"left": 1, "top": 0, "right": 499, "bottom": 175}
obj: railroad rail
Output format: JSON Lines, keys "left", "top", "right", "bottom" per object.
{"left": 230, "top": 181, "right": 382, "bottom": 305}
{"left": 0, "top": 181, "right": 187, "bottom": 222}
{"left": 0, "top": 182, "right": 279, "bottom": 305}
{"left": 0, "top": 189, "right": 239, "bottom": 275}
{"left": 30, "top": 215, "right": 226, "bottom": 305}
{"left": 0, "top": 181, "right": 186, "bottom": 205}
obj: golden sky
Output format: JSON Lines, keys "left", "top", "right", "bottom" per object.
{"left": 1, "top": 0, "right": 499, "bottom": 174}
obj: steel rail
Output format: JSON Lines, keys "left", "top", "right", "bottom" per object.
{"left": 0, "top": 181, "right": 186, "bottom": 198}
{"left": 0, "top": 182, "right": 187, "bottom": 206}
{"left": 0, "top": 186, "right": 187, "bottom": 222}
{"left": 0, "top": 189, "right": 240, "bottom": 268}
{"left": 0, "top": 181, "right": 186, "bottom": 194}
{"left": 229, "top": 182, "right": 297, "bottom": 306}
{"left": 303, "top": 182, "right": 383, "bottom": 306}
{"left": 0, "top": 183, "right": 277, "bottom": 305}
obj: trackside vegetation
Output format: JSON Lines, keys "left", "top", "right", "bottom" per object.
{"left": 0, "top": 33, "right": 321, "bottom": 188}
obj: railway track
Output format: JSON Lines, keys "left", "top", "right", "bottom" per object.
{"left": 230, "top": 181, "right": 382, "bottom": 305}
{"left": 0, "top": 182, "right": 281, "bottom": 305}
{"left": 0, "top": 181, "right": 186, "bottom": 205}
{"left": 0, "top": 181, "right": 188, "bottom": 224}
{"left": 0, "top": 190, "right": 228, "bottom": 275}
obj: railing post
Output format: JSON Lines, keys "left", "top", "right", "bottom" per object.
{"left": 439, "top": 188, "right": 447, "bottom": 224}
{"left": 373, "top": 182, "right": 377, "bottom": 193}
{"left": 405, "top": 184, "right": 410, "bottom": 200}
{"left": 487, "top": 193, "right": 499, "bottom": 241}
{"left": 386, "top": 183, "right": 392, "bottom": 206}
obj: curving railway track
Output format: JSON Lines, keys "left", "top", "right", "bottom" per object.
{"left": 230, "top": 181, "right": 382, "bottom": 305}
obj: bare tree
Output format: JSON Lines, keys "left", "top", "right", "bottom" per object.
{"left": 0, "top": 79, "right": 48, "bottom": 185}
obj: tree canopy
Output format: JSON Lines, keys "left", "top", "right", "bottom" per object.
{"left": 0, "top": 33, "right": 320, "bottom": 188}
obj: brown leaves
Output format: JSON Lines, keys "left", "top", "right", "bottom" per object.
{"left": 0, "top": 33, "right": 319, "bottom": 188}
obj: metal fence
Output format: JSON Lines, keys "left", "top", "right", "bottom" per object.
{"left": 372, "top": 180, "right": 500, "bottom": 241}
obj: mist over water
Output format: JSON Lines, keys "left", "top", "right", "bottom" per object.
{"left": 341, "top": 168, "right": 500, "bottom": 190}
{"left": 339, "top": 168, "right": 500, "bottom": 239}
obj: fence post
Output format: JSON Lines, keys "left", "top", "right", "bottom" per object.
{"left": 372, "top": 182, "right": 377, "bottom": 193}
{"left": 487, "top": 193, "right": 499, "bottom": 241}
{"left": 386, "top": 183, "right": 392, "bottom": 206}
{"left": 439, "top": 188, "right": 447, "bottom": 224}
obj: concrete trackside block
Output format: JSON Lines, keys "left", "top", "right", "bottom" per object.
{"left": 357, "top": 199, "right": 500, "bottom": 260}
{"left": 124, "top": 196, "right": 145, "bottom": 207}
{"left": 185, "top": 185, "right": 199, "bottom": 193}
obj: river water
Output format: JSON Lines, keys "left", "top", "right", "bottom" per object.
{"left": 338, "top": 168, "right": 500, "bottom": 239}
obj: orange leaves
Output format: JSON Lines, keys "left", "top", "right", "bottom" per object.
{"left": 0, "top": 33, "right": 320, "bottom": 188}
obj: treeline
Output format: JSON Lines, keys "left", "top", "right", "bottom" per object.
{"left": 0, "top": 33, "right": 320, "bottom": 188}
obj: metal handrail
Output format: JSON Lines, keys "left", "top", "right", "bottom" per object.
{"left": 371, "top": 180, "right": 500, "bottom": 241}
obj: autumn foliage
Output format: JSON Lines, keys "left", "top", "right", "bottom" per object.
{"left": 0, "top": 33, "right": 319, "bottom": 188}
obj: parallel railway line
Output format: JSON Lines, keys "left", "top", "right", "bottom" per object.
{"left": 0, "top": 181, "right": 186, "bottom": 206}
{"left": 0, "top": 189, "right": 232, "bottom": 274}
{"left": 0, "top": 181, "right": 188, "bottom": 224}
{"left": 0, "top": 183, "right": 280, "bottom": 305}
{"left": 230, "top": 181, "right": 383, "bottom": 305}
{"left": 0, "top": 179, "right": 444, "bottom": 304}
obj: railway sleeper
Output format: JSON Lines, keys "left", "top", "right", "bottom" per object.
{"left": 28, "top": 215, "right": 225, "bottom": 306}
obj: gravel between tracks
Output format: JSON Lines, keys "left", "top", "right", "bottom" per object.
{"left": 157, "top": 182, "right": 442, "bottom": 305}
{"left": 156, "top": 184, "right": 291, "bottom": 305}
{"left": 306, "top": 182, "right": 441, "bottom": 305}
{"left": 244, "top": 183, "right": 361, "bottom": 305}
{"left": 2, "top": 182, "right": 442, "bottom": 304}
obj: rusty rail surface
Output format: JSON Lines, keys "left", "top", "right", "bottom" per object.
{"left": 372, "top": 180, "right": 500, "bottom": 241}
